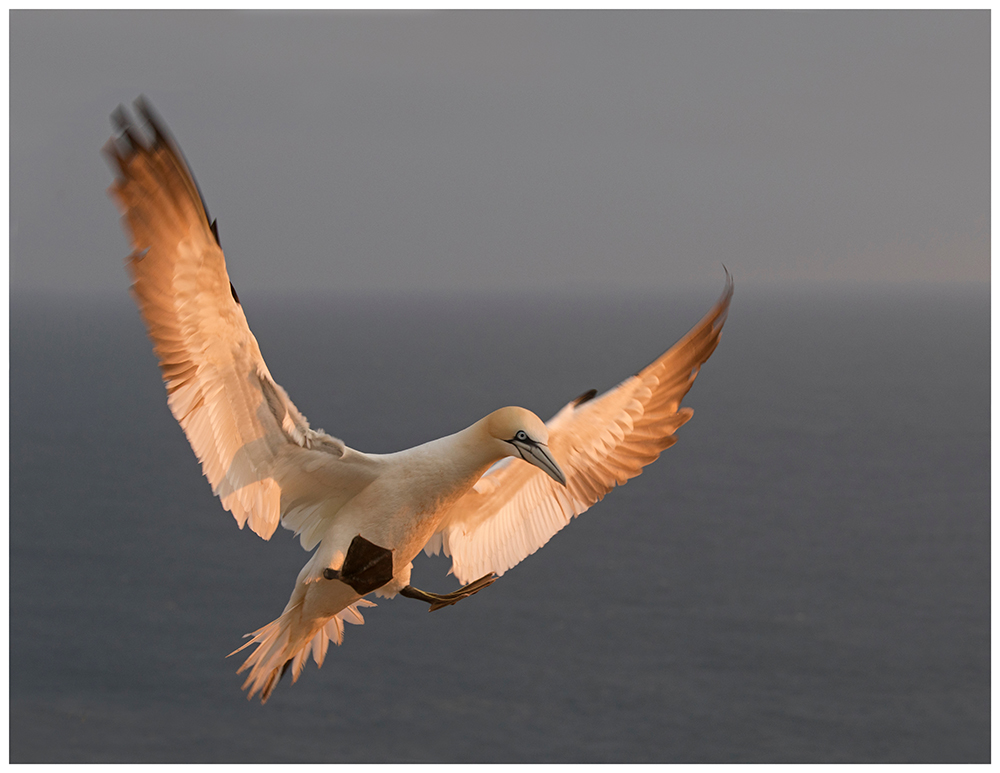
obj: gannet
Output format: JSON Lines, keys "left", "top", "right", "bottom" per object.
{"left": 104, "top": 98, "right": 733, "bottom": 703}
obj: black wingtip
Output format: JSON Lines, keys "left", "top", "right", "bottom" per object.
{"left": 127, "top": 96, "right": 216, "bottom": 235}
{"left": 101, "top": 137, "right": 128, "bottom": 178}
{"left": 110, "top": 105, "right": 132, "bottom": 136}
{"left": 133, "top": 95, "right": 169, "bottom": 148}
{"left": 108, "top": 105, "right": 148, "bottom": 167}
{"left": 721, "top": 265, "right": 734, "bottom": 301}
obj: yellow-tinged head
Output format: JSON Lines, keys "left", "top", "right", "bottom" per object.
{"left": 485, "top": 406, "right": 549, "bottom": 445}
{"left": 484, "top": 406, "right": 565, "bottom": 486}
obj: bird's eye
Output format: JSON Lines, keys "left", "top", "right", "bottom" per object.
{"left": 515, "top": 430, "right": 528, "bottom": 442}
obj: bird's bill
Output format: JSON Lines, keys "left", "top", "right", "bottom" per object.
{"left": 514, "top": 440, "right": 567, "bottom": 486}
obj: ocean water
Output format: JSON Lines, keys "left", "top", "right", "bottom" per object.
{"left": 9, "top": 285, "right": 989, "bottom": 762}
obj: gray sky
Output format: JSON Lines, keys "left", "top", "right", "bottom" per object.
{"left": 10, "top": 10, "right": 989, "bottom": 297}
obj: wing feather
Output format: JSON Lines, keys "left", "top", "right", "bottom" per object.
{"left": 433, "top": 275, "right": 733, "bottom": 583}
{"left": 106, "top": 100, "right": 378, "bottom": 541}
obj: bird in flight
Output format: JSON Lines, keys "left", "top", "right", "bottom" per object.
{"left": 105, "top": 98, "right": 733, "bottom": 703}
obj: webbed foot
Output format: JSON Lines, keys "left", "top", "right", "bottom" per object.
{"left": 322, "top": 535, "right": 394, "bottom": 595}
{"left": 399, "top": 573, "right": 498, "bottom": 612}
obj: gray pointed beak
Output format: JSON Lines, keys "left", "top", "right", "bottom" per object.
{"left": 514, "top": 440, "right": 567, "bottom": 486}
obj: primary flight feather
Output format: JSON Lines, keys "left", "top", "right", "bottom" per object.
{"left": 105, "top": 98, "right": 733, "bottom": 703}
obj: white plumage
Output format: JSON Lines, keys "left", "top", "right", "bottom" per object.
{"left": 105, "top": 99, "right": 733, "bottom": 703}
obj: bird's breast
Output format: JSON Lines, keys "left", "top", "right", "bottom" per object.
{"left": 349, "top": 450, "right": 488, "bottom": 569}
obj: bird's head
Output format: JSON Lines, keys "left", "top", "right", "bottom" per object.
{"left": 484, "top": 406, "right": 567, "bottom": 486}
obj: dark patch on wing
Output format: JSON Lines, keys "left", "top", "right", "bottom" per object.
{"left": 573, "top": 388, "right": 598, "bottom": 408}
{"left": 211, "top": 218, "right": 221, "bottom": 246}
{"left": 230, "top": 280, "right": 240, "bottom": 305}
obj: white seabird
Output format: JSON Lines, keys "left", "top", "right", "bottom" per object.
{"left": 105, "top": 98, "right": 733, "bottom": 703}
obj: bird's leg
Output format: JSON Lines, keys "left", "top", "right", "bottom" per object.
{"left": 399, "top": 573, "right": 498, "bottom": 612}
{"left": 322, "top": 535, "right": 394, "bottom": 595}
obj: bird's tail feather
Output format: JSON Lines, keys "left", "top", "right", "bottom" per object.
{"left": 230, "top": 597, "right": 375, "bottom": 703}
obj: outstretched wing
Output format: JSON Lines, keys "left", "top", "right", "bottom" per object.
{"left": 105, "top": 99, "right": 378, "bottom": 541}
{"left": 427, "top": 275, "right": 733, "bottom": 583}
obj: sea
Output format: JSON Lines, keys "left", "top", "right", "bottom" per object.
{"left": 9, "top": 284, "right": 990, "bottom": 762}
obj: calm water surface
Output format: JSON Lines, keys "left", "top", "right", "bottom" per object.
{"left": 9, "top": 286, "right": 989, "bottom": 762}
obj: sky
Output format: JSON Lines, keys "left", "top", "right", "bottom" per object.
{"left": 9, "top": 10, "right": 989, "bottom": 298}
